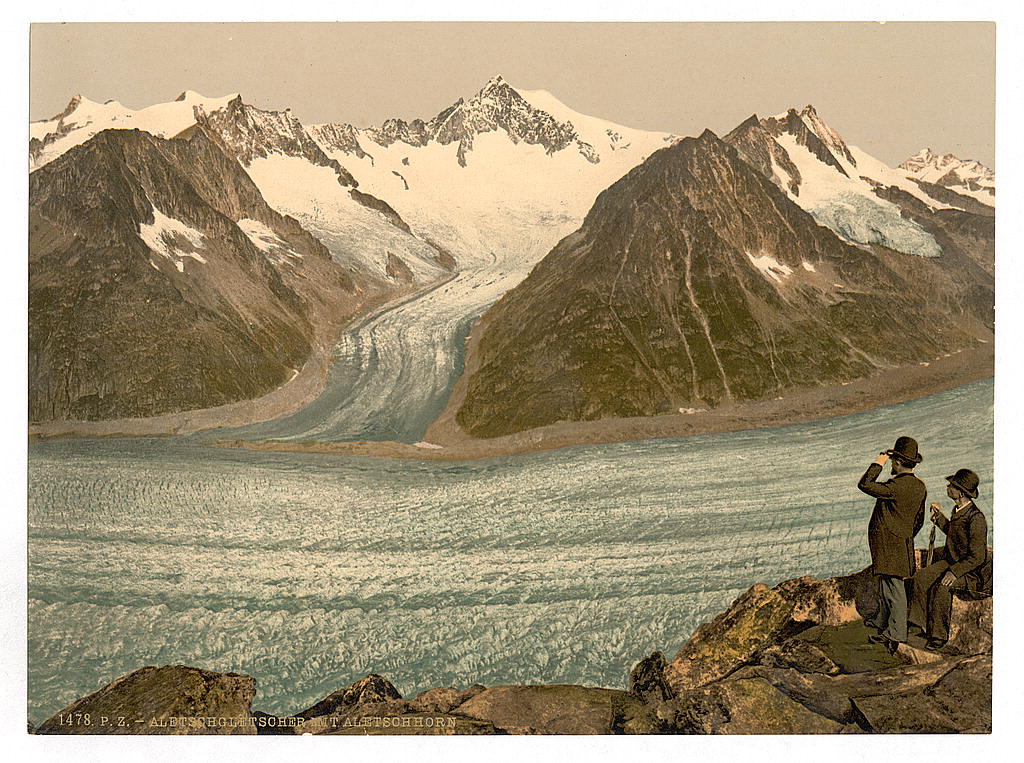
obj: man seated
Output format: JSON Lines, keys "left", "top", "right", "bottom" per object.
{"left": 908, "top": 468, "right": 992, "bottom": 650}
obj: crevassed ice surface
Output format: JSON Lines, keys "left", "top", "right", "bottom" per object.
{"left": 211, "top": 209, "right": 576, "bottom": 444}
{"left": 28, "top": 379, "right": 992, "bottom": 725}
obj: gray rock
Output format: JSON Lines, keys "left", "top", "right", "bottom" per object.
{"left": 36, "top": 665, "right": 257, "bottom": 735}
{"left": 629, "top": 651, "right": 675, "bottom": 702}
{"left": 456, "top": 684, "right": 662, "bottom": 735}
{"left": 293, "top": 673, "right": 402, "bottom": 727}
{"left": 852, "top": 656, "right": 991, "bottom": 733}
{"left": 667, "top": 676, "right": 842, "bottom": 734}
{"left": 410, "top": 684, "right": 486, "bottom": 714}
{"left": 757, "top": 637, "right": 841, "bottom": 675}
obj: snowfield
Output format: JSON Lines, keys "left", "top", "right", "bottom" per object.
{"left": 30, "top": 91, "right": 239, "bottom": 171}
{"left": 774, "top": 132, "right": 942, "bottom": 257}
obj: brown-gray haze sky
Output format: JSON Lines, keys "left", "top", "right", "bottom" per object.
{"left": 30, "top": 22, "right": 995, "bottom": 168}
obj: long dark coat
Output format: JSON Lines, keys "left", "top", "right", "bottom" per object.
{"left": 858, "top": 463, "right": 927, "bottom": 578}
{"left": 934, "top": 501, "right": 992, "bottom": 598}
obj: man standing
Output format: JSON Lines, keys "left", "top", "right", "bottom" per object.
{"left": 857, "top": 436, "right": 927, "bottom": 652}
{"left": 908, "top": 469, "right": 991, "bottom": 650}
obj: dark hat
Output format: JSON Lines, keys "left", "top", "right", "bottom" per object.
{"left": 945, "top": 468, "right": 980, "bottom": 499}
{"left": 886, "top": 435, "right": 923, "bottom": 465}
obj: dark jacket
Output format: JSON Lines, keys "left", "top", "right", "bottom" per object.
{"left": 935, "top": 501, "right": 992, "bottom": 598}
{"left": 858, "top": 462, "right": 927, "bottom": 578}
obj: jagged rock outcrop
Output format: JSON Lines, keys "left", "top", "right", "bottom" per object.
{"left": 195, "top": 96, "right": 454, "bottom": 282}
{"left": 723, "top": 114, "right": 803, "bottom": 194}
{"left": 36, "top": 665, "right": 257, "bottom": 735}
{"left": 292, "top": 673, "right": 403, "bottom": 723}
{"left": 307, "top": 121, "right": 372, "bottom": 161}
{"left": 363, "top": 75, "right": 600, "bottom": 167}
{"left": 192, "top": 96, "right": 357, "bottom": 187}
{"left": 29, "top": 126, "right": 358, "bottom": 422}
{"left": 455, "top": 129, "right": 993, "bottom": 438}
{"left": 628, "top": 651, "right": 674, "bottom": 703}
{"left": 349, "top": 188, "right": 413, "bottom": 234}
{"left": 639, "top": 552, "right": 992, "bottom": 734}
{"left": 760, "top": 105, "right": 856, "bottom": 174}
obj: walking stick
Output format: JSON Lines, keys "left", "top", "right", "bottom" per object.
{"left": 925, "top": 522, "right": 937, "bottom": 567}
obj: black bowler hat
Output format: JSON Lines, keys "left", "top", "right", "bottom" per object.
{"left": 886, "top": 436, "right": 923, "bottom": 464}
{"left": 945, "top": 468, "right": 980, "bottom": 499}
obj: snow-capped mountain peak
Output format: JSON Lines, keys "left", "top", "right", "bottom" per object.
{"left": 797, "top": 104, "right": 857, "bottom": 167}
{"left": 423, "top": 75, "right": 591, "bottom": 166}
{"left": 724, "top": 104, "right": 957, "bottom": 257}
{"left": 29, "top": 90, "right": 240, "bottom": 170}
{"left": 341, "top": 76, "right": 674, "bottom": 168}
{"left": 898, "top": 147, "right": 994, "bottom": 206}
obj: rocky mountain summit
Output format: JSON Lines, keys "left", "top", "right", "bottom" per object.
{"left": 356, "top": 76, "right": 600, "bottom": 167}
{"left": 193, "top": 96, "right": 358, "bottom": 187}
{"left": 760, "top": 105, "right": 858, "bottom": 175}
{"left": 35, "top": 550, "right": 991, "bottom": 735}
{"left": 721, "top": 105, "right": 983, "bottom": 257}
{"left": 454, "top": 128, "right": 993, "bottom": 438}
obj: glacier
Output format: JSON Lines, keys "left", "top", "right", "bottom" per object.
{"left": 28, "top": 380, "right": 992, "bottom": 725}
{"left": 805, "top": 192, "right": 942, "bottom": 258}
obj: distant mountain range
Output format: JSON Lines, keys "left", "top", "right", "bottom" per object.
{"left": 28, "top": 80, "right": 994, "bottom": 430}
{"left": 28, "top": 78, "right": 671, "bottom": 423}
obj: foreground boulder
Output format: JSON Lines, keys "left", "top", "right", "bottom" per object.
{"left": 456, "top": 685, "right": 662, "bottom": 734}
{"left": 642, "top": 559, "right": 991, "bottom": 733}
{"left": 664, "top": 569, "right": 869, "bottom": 694}
{"left": 851, "top": 656, "right": 992, "bottom": 733}
{"left": 286, "top": 674, "right": 500, "bottom": 735}
{"left": 664, "top": 675, "right": 843, "bottom": 734}
{"left": 36, "top": 665, "right": 257, "bottom": 735}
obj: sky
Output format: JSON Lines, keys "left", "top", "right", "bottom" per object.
{"left": 29, "top": 21, "right": 996, "bottom": 168}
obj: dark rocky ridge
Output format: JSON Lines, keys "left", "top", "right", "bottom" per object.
{"left": 35, "top": 552, "right": 991, "bottom": 735}
{"left": 906, "top": 178, "right": 995, "bottom": 217}
{"left": 723, "top": 114, "right": 803, "bottom": 194}
{"left": 454, "top": 128, "right": 993, "bottom": 438}
{"left": 192, "top": 96, "right": 358, "bottom": 187}
{"left": 867, "top": 184, "right": 995, "bottom": 279}
{"left": 29, "top": 126, "right": 359, "bottom": 422}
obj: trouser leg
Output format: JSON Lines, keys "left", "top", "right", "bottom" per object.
{"left": 909, "top": 562, "right": 948, "bottom": 629}
{"left": 864, "top": 575, "right": 885, "bottom": 630}
{"left": 927, "top": 580, "right": 966, "bottom": 643}
{"left": 878, "top": 574, "right": 908, "bottom": 642}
